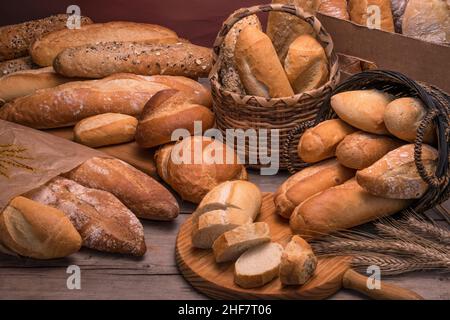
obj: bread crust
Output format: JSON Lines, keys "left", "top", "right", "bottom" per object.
{"left": 279, "top": 236, "right": 317, "bottom": 285}
{"left": 348, "top": 0, "right": 395, "bottom": 32}
{"left": 0, "top": 56, "right": 38, "bottom": 77}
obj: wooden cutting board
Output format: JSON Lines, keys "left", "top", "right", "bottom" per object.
{"left": 176, "top": 193, "right": 423, "bottom": 300}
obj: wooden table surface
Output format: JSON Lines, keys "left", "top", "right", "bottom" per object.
{"left": 0, "top": 171, "right": 449, "bottom": 300}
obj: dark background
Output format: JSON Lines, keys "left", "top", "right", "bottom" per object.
{"left": 0, "top": 0, "right": 270, "bottom": 46}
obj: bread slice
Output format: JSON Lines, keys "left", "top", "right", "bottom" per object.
{"left": 279, "top": 236, "right": 317, "bottom": 285}
{"left": 212, "top": 222, "right": 271, "bottom": 263}
{"left": 234, "top": 242, "right": 283, "bottom": 288}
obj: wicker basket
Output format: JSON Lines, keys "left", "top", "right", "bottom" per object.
{"left": 284, "top": 70, "right": 450, "bottom": 212}
{"left": 209, "top": 3, "right": 340, "bottom": 169}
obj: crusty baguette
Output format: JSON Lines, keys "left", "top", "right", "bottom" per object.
{"left": 212, "top": 222, "right": 271, "bottom": 263}
{"left": 135, "top": 89, "right": 214, "bottom": 148}
{"left": 0, "top": 14, "right": 93, "bottom": 62}
{"left": 234, "top": 242, "right": 283, "bottom": 288}
{"left": 331, "top": 90, "right": 392, "bottom": 134}
{"left": 384, "top": 97, "right": 436, "bottom": 144}
{"left": 0, "top": 196, "right": 81, "bottom": 259}
{"left": 0, "top": 56, "right": 38, "bottom": 77}
{"left": 348, "top": 0, "right": 395, "bottom": 32}
{"left": 279, "top": 236, "right": 317, "bottom": 285}
{"left": 53, "top": 41, "right": 212, "bottom": 79}
{"left": 235, "top": 26, "right": 294, "bottom": 98}
{"left": 284, "top": 34, "right": 329, "bottom": 94}
{"left": 274, "top": 159, "right": 355, "bottom": 218}
{"left": 298, "top": 119, "right": 356, "bottom": 163}
{"left": 0, "top": 67, "right": 73, "bottom": 104}
{"left": 30, "top": 21, "right": 179, "bottom": 66}
{"left": 0, "top": 73, "right": 169, "bottom": 128}
{"left": 66, "top": 157, "right": 179, "bottom": 221}
{"left": 356, "top": 144, "right": 438, "bottom": 199}
{"left": 26, "top": 177, "right": 146, "bottom": 256}
{"left": 319, "top": 0, "right": 350, "bottom": 20}
{"left": 336, "top": 131, "right": 404, "bottom": 169}
{"left": 290, "top": 179, "right": 411, "bottom": 238}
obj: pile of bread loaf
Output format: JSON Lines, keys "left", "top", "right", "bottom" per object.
{"left": 275, "top": 90, "right": 438, "bottom": 237}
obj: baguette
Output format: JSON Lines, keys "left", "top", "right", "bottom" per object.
{"left": 0, "top": 14, "right": 93, "bottom": 62}
{"left": 0, "top": 57, "right": 38, "bottom": 77}
{"left": 212, "top": 222, "right": 271, "bottom": 263}
{"left": 235, "top": 26, "right": 294, "bottom": 98}
{"left": 290, "top": 179, "right": 411, "bottom": 238}
{"left": 66, "top": 157, "right": 179, "bottom": 221}
{"left": 30, "top": 21, "right": 179, "bottom": 66}
{"left": 331, "top": 90, "right": 392, "bottom": 134}
{"left": 279, "top": 236, "right": 317, "bottom": 285}
{"left": 274, "top": 159, "right": 355, "bottom": 218}
{"left": 0, "top": 67, "right": 73, "bottom": 104}
{"left": 298, "top": 119, "right": 356, "bottom": 163}
{"left": 26, "top": 177, "right": 146, "bottom": 256}
{"left": 0, "top": 73, "right": 169, "bottom": 129}
{"left": 319, "top": 0, "right": 350, "bottom": 20}
{"left": 348, "top": 0, "right": 395, "bottom": 32}
{"left": 234, "top": 242, "right": 283, "bottom": 288}
{"left": 135, "top": 89, "right": 214, "bottom": 148}
{"left": 336, "top": 132, "right": 404, "bottom": 169}
{"left": 53, "top": 41, "right": 212, "bottom": 79}
{"left": 356, "top": 144, "right": 438, "bottom": 199}
{"left": 0, "top": 196, "right": 82, "bottom": 259}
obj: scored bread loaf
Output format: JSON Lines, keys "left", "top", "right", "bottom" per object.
{"left": 348, "top": 0, "right": 395, "bottom": 32}
{"left": 384, "top": 97, "right": 436, "bottom": 144}
{"left": 274, "top": 159, "right": 355, "bottom": 218}
{"left": 156, "top": 136, "right": 248, "bottom": 203}
{"left": 0, "top": 14, "right": 93, "bottom": 62}
{"left": 234, "top": 242, "right": 283, "bottom": 288}
{"left": 0, "top": 73, "right": 169, "bottom": 128}
{"left": 284, "top": 34, "right": 329, "bottom": 94}
{"left": 319, "top": 0, "right": 350, "bottom": 20}
{"left": 74, "top": 113, "right": 138, "bottom": 148}
{"left": 135, "top": 89, "right": 214, "bottom": 148}
{"left": 66, "top": 157, "right": 179, "bottom": 221}
{"left": 53, "top": 41, "right": 212, "bottom": 79}
{"left": 331, "top": 90, "right": 392, "bottom": 134}
{"left": 219, "top": 11, "right": 261, "bottom": 94}
{"left": 212, "top": 222, "right": 271, "bottom": 263}
{"left": 26, "top": 177, "right": 146, "bottom": 256}
{"left": 279, "top": 236, "right": 317, "bottom": 285}
{"left": 155, "top": 143, "right": 174, "bottom": 184}
{"left": 0, "top": 57, "right": 38, "bottom": 77}
{"left": 0, "top": 67, "right": 74, "bottom": 104}
{"left": 336, "top": 131, "right": 404, "bottom": 169}
{"left": 356, "top": 144, "right": 438, "bottom": 199}
{"left": 290, "top": 179, "right": 411, "bottom": 238}
{"left": 235, "top": 26, "right": 294, "bottom": 98}
{"left": 297, "top": 119, "right": 356, "bottom": 163}
{"left": 0, "top": 196, "right": 82, "bottom": 259}
{"left": 267, "top": 0, "right": 321, "bottom": 61}
{"left": 30, "top": 21, "right": 179, "bottom": 66}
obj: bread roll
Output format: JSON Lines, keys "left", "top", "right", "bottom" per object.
{"left": 0, "top": 57, "right": 38, "bottom": 77}
{"left": 53, "top": 41, "right": 212, "bottom": 79}
{"left": 319, "top": 0, "right": 350, "bottom": 20}
{"left": 284, "top": 35, "right": 329, "bottom": 94}
{"left": 348, "top": 0, "right": 395, "bottom": 32}
{"left": 0, "top": 196, "right": 82, "bottom": 259}
{"left": 336, "top": 132, "right": 404, "bottom": 169}
{"left": 267, "top": 0, "right": 321, "bottom": 61}
{"left": 298, "top": 119, "right": 357, "bottom": 163}
{"left": 0, "top": 14, "right": 93, "bottom": 62}
{"left": 234, "top": 242, "right": 283, "bottom": 288}
{"left": 156, "top": 136, "right": 248, "bottom": 203}
{"left": 30, "top": 22, "right": 179, "bottom": 66}
{"left": 220, "top": 12, "right": 261, "bottom": 94}
{"left": 135, "top": 89, "right": 214, "bottom": 148}
{"left": 26, "top": 177, "right": 146, "bottom": 256}
{"left": 212, "top": 222, "right": 271, "bottom": 263}
{"left": 384, "top": 97, "right": 436, "bottom": 144}
{"left": 0, "top": 74, "right": 169, "bottom": 129}
{"left": 356, "top": 144, "right": 438, "bottom": 199}
{"left": 235, "top": 26, "right": 294, "bottom": 98}
{"left": 331, "top": 90, "right": 392, "bottom": 134}
{"left": 274, "top": 159, "right": 355, "bottom": 218}
{"left": 74, "top": 113, "right": 137, "bottom": 148}
{"left": 279, "top": 236, "right": 317, "bottom": 285}
{"left": 290, "top": 179, "right": 411, "bottom": 238}
{"left": 66, "top": 157, "right": 179, "bottom": 221}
